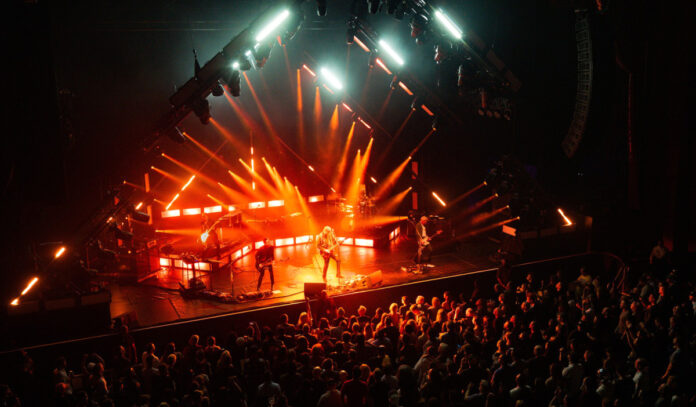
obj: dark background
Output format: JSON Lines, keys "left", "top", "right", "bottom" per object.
{"left": 1, "top": 0, "right": 694, "bottom": 297}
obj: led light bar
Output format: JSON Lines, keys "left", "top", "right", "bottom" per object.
{"left": 434, "top": 10, "right": 463, "bottom": 39}
{"left": 375, "top": 58, "right": 392, "bottom": 75}
{"left": 432, "top": 191, "right": 447, "bottom": 207}
{"left": 398, "top": 82, "right": 413, "bottom": 95}
{"left": 320, "top": 67, "right": 343, "bottom": 90}
{"left": 354, "top": 37, "right": 371, "bottom": 52}
{"left": 421, "top": 105, "right": 435, "bottom": 116}
{"left": 54, "top": 247, "right": 66, "bottom": 259}
{"left": 378, "top": 39, "right": 405, "bottom": 66}
{"left": 255, "top": 9, "right": 290, "bottom": 43}
{"left": 302, "top": 64, "right": 316, "bottom": 77}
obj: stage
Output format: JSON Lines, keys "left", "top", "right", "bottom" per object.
{"left": 108, "top": 237, "right": 497, "bottom": 328}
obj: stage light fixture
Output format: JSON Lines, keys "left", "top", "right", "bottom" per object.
{"left": 92, "top": 240, "right": 117, "bottom": 260}
{"left": 410, "top": 97, "right": 421, "bottom": 111}
{"left": 457, "top": 64, "right": 474, "bottom": 95}
{"left": 237, "top": 57, "right": 252, "bottom": 71}
{"left": 316, "top": 0, "right": 327, "bottom": 16}
{"left": 223, "top": 68, "right": 241, "bottom": 97}
{"left": 346, "top": 28, "right": 356, "bottom": 44}
{"left": 354, "top": 36, "right": 371, "bottom": 52}
{"left": 167, "top": 126, "right": 187, "bottom": 143}
{"left": 128, "top": 206, "right": 150, "bottom": 223}
{"left": 421, "top": 104, "right": 435, "bottom": 116}
{"left": 255, "top": 9, "right": 290, "bottom": 43}
{"left": 434, "top": 43, "right": 449, "bottom": 63}
{"left": 375, "top": 58, "right": 392, "bottom": 74}
{"left": 346, "top": 19, "right": 357, "bottom": 44}
{"left": 557, "top": 208, "right": 572, "bottom": 226}
{"left": 389, "top": 75, "right": 399, "bottom": 90}
{"left": 398, "top": 81, "right": 413, "bottom": 95}
{"left": 245, "top": 50, "right": 258, "bottom": 70}
{"left": 192, "top": 98, "right": 211, "bottom": 124}
{"left": 320, "top": 67, "right": 343, "bottom": 90}
{"left": 211, "top": 80, "right": 225, "bottom": 97}
{"left": 110, "top": 224, "right": 134, "bottom": 241}
{"left": 378, "top": 39, "right": 404, "bottom": 66}
{"left": 54, "top": 246, "right": 66, "bottom": 259}
{"left": 251, "top": 42, "right": 273, "bottom": 69}
{"left": 302, "top": 64, "right": 317, "bottom": 77}
{"left": 283, "top": 10, "right": 304, "bottom": 42}
{"left": 368, "top": 0, "right": 381, "bottom": 14}
{"left": 434, "top": 9, "right": 463, "bottom": 39}
{"left": 410, "top": 14, "right": 428, "bottom": 39}
{"left": 20, "top": 277, "right": 39, "bottom": 296}
{"left": 432, "top": 191, "right": 447, "bottom": 207}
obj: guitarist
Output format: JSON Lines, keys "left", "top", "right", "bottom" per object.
{"left": 255, "top": 238, "right": 275, "bottom": 292}
{"left": 316, "top": 226, "right": 341, "bottom": 283}
{"left": 200, "top": 213, "right": 220, "bottom": 258}
{"left": 414, "top": 216, "right": 436, "bottom": 270}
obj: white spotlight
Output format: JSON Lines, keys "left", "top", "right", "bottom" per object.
{"left": 378, "top": 39, "right": 405, "bottom": 66}
{"left": 255, "top": 9, "right": 290, "bottom": 43}
{"left": 434, "top": 9, "right": 463, "bottom": 39}
{"left": 320, "top": 67, "right": 343, "bottom": 90}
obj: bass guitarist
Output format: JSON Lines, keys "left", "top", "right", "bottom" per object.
{"left": 255, "top": 238, "right": 275, "bottom": 292}
{"left": 316, "top": 226, "right": 341, "bottom": 283}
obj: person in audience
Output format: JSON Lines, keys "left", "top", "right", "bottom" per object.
{"left": 3, "top": 252, "right": 695, "bottom": 407}
{"left": 341, "top": 366, "right": 368, "bottom": 407}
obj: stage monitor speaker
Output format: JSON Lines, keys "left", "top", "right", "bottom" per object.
{"left": 304, "top": 282, "right": 326, "bottom": 298}
{"left": 367, "top": 270, "right": 383, "bottom": 288}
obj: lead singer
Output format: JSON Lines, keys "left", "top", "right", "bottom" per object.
{"left": 316, "top": 226, "right": 341, "bottom": 283}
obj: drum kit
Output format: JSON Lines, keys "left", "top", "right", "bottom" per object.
{"left": 336, "top": 197, "right": 376, "bottom": 217}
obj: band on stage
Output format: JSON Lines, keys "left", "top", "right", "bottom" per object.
{"left": 208, "top": 215, "right": 440, "bottom": 293}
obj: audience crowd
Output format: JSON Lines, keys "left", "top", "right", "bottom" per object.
{"left": 1, "top": 256, "right": 695, "bottom": 407}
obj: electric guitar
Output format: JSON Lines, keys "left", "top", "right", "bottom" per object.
{"left": 319, "top": 237, "right": 347, "bottom": 257}
{"left": 256, "top": 256, "right": 289, "bottom": 270}
{"left": 418, "top": 230, "right": 443, "bottom": 248}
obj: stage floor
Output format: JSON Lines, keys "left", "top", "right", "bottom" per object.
{"left": 109, "top": 238, "right": 497, "bottom": 327}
